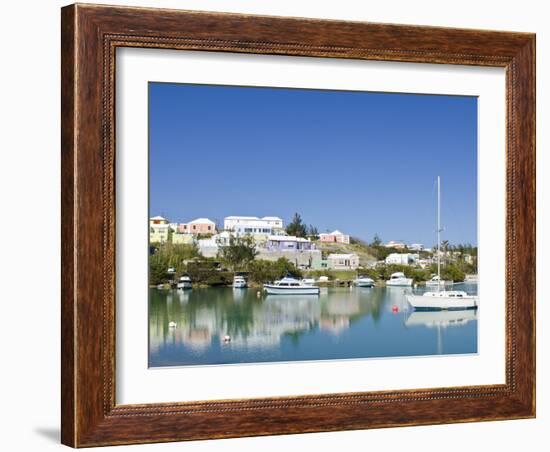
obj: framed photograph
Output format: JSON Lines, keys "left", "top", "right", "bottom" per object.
{"left": 61, "top": 3, "right": 535, "bottom": 447}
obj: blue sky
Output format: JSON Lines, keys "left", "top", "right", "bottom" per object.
{"left": 149, "top": 82, "right": 477, "bottom": 247}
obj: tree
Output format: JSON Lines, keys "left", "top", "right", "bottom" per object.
{"left": 307, "top": 224, "right": 319, "bottom": 240}
{"left": 371, "top": 233, "right": 382, "bottom": 247}
{"left": 286, "top": 212, "right": 308, "bottom": 238}
{"left": 217, "top": 234, "right": 258, "bottom": 271}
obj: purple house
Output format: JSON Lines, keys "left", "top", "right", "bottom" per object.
{"left": 266, "top": 235, "right": 315, "bottom": 252}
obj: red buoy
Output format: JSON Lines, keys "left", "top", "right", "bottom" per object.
{"left": 392, "top": 305, "right": 399, "bottom": 313}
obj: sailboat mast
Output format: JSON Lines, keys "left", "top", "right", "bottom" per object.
{"left": 437, "top": 176, "right": 441, "bottom": 285}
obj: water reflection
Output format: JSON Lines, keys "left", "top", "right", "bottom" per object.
{"left": 149, "top": 285, "right": 477, "bottom": 366}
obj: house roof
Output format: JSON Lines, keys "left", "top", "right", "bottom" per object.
{"left": 225, "top": 216, "right": 259, "bottom": 220}
{"left": 188, "top": 218, "right": 215, "bottom": 225}
{"left": 150, "top": 215, "right": 167, "bottom": 221}
{"left": 261, "top": 216, "right": 282, "bottom": 221}
{"left": 320, "top": 230, "right": 347, "bottom": 236}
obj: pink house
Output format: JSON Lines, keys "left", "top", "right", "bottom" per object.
{"left": 178, "top": 218, "right": 216, "bottom": 235}
{"left": 319, "top": 230, "right": 350, "bottom": 244}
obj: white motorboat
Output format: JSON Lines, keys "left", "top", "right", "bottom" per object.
{"left": 354, "top": 276, "right": 375, "bottom": 287}
{"left": 406, "top": 290, "right": 478, "bottom": 310}
{"left": 176, "top": 275, "right": 192, "bottom": 290}
{"left": 386, "top": 272, "right": 413, "bottom": 287}
{"left": 406, "top": 176, "right": 478, "bottom": 311}
{"left": 233, "top": 275, "right": 247, "bottom": 288}
{"left": 425, "top": 274, "right": 453, "bottom": 288}
{"left": 264, "top": 277, "right": 320, "bottom": 295}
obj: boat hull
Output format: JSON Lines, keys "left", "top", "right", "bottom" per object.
{"left": 386, "top": 279, "right": 413, "bottom": 287}
{"left": 177, "top": 283, "right": 192, "bottom": 290}
{"left": 233, "top": 283, "right": 247, "bottom": 288}
{"left": 355, "top": 281, "right": 374, "bottom": 287}
{"left": 406, "top": 294, "right": 478, "bottom": 310}
{"left": 264, "top": 285, "right": 320, "bottom": 295}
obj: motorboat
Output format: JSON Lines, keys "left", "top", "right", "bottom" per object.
{"left": 354, "top": 276, "right": 375, "bottom": 287}
{"left": 233, "top": 275, "right": 247, "bottom": 288}
{"left": 406, "top": 176, "right": 478, "bottom": 311}
{"left": 386, "top": 272, "right": 413, "bottom": 287}
{"left": 264, "top": 277, "right": 320, "bottom": 295}
{"left": 176, "top": 275, "right": 192, "bottom": 290}
{"left": 425, "top": 274, "right": 453, "bottom": 288}
{"left": 406, "top": 290, "right": 478, "bottom": 310}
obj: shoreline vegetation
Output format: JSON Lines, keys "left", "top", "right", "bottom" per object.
{"left": 149, "top": 223, "right": 478, "bottom": 289}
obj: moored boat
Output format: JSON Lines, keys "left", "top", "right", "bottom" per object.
{"left": 354, "top": 276, "right": 375, "bottom": 287}
{"left": 176, "top": 275, "right": 192, "bottom": 290}
{"left": 386, "top": 272, "right": 413, "bottom": 287}
{"left": 406, "top": 290, "right": 478, "bottom": 311}
{"left": 264, "top": 277, "right": 320, "bottom": 295}
{"left": 407, "top": 176, "right": 478, "bottom": 311}
{"left": 233, "top": 275, "right": 247, "bottom": 288}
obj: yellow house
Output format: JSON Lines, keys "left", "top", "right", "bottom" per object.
{"left": 150, "top": 216, "right": 170, "bottom": 243}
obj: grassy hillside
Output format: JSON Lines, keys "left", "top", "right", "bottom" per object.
{"left": 315, "top": 241, "right": 377, "bottom": 266}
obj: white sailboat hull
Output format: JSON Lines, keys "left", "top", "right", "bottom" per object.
{"left": 264, "top": 285, "right": 320, "bottom": 295}
{"left": 386, "top": 278, "right": 413, "bottom": 287}
{"left": 406, "top": 293, "right": 478, "bottom": 311}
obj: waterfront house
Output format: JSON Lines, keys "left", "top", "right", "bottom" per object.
{"left": 178, "top": 218, "right": 216, "bottom": 235}
{"left": 266, "top": 235, "right": 315, "bottom": 252}
{"left": 385, "top": 253, "right": 419, "bottom": 266}
{"left": 327, "top": 253, "right": 359, "bottom": 270}
{"left": 150, "top": 216, "right": 170, "bottom": 243}
{"left": 223, "top": 216, "right": 284, "bottom": 236}
{"left": 384, "top": 240, "right": 407, "bottom": 249}
{"left": 319, "top": 230, "right": 351, "bottom": 244}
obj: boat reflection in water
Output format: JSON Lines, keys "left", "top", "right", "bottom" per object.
{"left": 405, "top": 309, "right": 478, "bottom": 355}
{"left": 149, "top": 285, "right": 476, "bottom": 366}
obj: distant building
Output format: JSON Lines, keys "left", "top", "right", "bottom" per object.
{"left": 223, "top": 216, "right": 284, "bottom": 236}
{"left": 319, "top": 230, "right": 351, "bottom": 244}
{"left": 197, "top": 231, "right": 232, "bottom": 258}
{"left": 327, "top": 253, "right": 359, "bottom": 270}
{"left": 385, "top": 253, "right": 419, "bottom": 266}
{"left": 266, "top": 235, "right": 315, "bottom": 252}
{"left": 178, "top": 218, "right": 216, "bottom": 235}
{"left": 384, "top": 241, "right": 407, "bottom": 249}
{"left": 409, "top": 243, "right": 424, "bottom": 251}
{"left": 149, "top": 216, "right": 170, "bottom": 243}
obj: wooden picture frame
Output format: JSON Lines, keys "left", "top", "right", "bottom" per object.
{"left": 61, "top": 3, "right": 535, "bottom": 447}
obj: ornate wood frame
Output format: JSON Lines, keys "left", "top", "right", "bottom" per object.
{"left": 61, "top": 3, "right": 535, "bottom": 447}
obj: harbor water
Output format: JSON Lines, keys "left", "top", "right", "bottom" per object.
{"left": 149, "top": 284, "right": 478, "bottom": 367}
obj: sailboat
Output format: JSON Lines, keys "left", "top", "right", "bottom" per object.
{"left": 406, "top": 176, "right": 478, "bottom": 311}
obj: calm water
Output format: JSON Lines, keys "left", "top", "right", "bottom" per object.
{"left": 149, "top": 284, "right": 478, "bottom": 367}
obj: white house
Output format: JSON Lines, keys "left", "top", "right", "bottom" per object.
{"left": 409, "top": 243, "right": 424, "bottom": 251}
{"left": 327, "top": 253, "right": 359, "bottom": 270}
{"left": 385, "top": 253, "right": 419, "bottom": 266}
{"left": 319, "top": 230, "right": 351, "bottom": 244}
{"left": 223, "top": 216, "right": 284, "bottom": 236}
{"left": 384, "top": 240, "right": 407, "bottom": 249}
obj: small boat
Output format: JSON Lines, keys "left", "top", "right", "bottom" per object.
{"left": 406, "top": 290, "right": 478, "bottom": 311}
{"left": 354, "top": 276, "right": 375, "bottom": 287}
{"left": 233, "top": 275, "right": 247, "bottom": 288}
{"left": 425, "top": 274, "right": 453, "bottom": 288}
{"left": 386, "top": 272, "right": 413, "bottom": 287}
{"left": 176, "top": 275, "right": 192, "bottom": 290}
{"left": 264, "top": 277, "right": 320, "bottom": 295}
